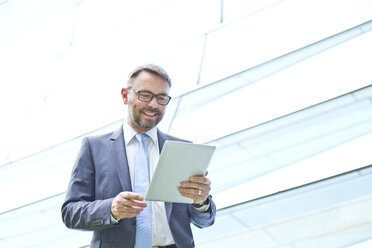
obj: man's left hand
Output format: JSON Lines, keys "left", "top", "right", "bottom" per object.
{"left": 178, "top": 172, "right": 211, "bottom": 204}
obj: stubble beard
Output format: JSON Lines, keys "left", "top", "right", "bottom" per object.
{"left": 130, "top": 104, "right": 164, "bottom": 132}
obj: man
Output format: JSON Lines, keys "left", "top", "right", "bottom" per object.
{"left": 61, "top": 64, "right": 216, "bottom": 248}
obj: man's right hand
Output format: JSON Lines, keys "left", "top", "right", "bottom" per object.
{"left": 111, "top": 192, "right": 147, "bottom": 220}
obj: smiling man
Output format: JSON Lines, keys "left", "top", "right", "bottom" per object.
{"left": 61, "top": 64, "right": 216, "bottom": 248}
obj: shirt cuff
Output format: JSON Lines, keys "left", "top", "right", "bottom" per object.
{"left": 110, "top": 213, "right": 119, "bottom": 224}
{"left": 192, "top": 199, "right": 211, "bottom": 212}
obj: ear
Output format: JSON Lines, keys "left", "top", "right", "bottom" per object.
{"left": 121, "top": 88, "right": 128, "bottom": 104}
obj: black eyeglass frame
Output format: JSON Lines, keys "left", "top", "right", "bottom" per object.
{"left": 127, "top": 87, "right": 172, "bottom": 106}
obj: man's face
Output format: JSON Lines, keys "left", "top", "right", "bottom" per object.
{"left": 122, "top": 71, "right": 170, "bottom": 134}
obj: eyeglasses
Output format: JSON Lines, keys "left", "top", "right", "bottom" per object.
{"left": 127, "top": 88, "right": 172, "bottom": 106}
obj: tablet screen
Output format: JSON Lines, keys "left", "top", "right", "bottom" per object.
{"left": 145, "top": 140, "right": 216, "bottom": 203}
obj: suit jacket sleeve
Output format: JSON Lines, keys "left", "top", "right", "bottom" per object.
{"left": 189, "top": 195, "right": 216, "bottom": 228}
{"left": 61, "top": 137, "right": 114, "bottom": 231}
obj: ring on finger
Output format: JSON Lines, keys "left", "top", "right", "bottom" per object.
{"left": 198, "top": 189, "right": 202, "bottom": 196}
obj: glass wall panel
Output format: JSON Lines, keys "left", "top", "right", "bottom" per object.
{"left": 214, "top": 132, "right": 372, "bottom": 208}
{"left": 0, "top": 7, "right": 78, "bottom": 164}
{"left": 73, "top": 0, "right": 220, "bottom": 59}
{"left": 200, "top": 0, "right": 372, "bottom": 84}
{"left": 158, "top": 20, "right": 371, "bottom": 133}
{"left": 223, "top": 0, "right": 281, "bottom": 23}
{"left": 169, "top": 30, "right": 372, "bottom": 143}
{"left": 152, "top": 36, "right": 207, "bottom": 97}
{"left": 0, "top": 120, "right": 122, "bottom": 212}
{"left": 0, "top": 193, "right": 91, "bottom": 248}
{"left": 207, "top": 85, "right": 372, "bottom": 195}
{"left": 194, "top": 166, "right": 372, "bottom": 248}
{"left": 0, "top": 0, "right": 79, "bottom": 44}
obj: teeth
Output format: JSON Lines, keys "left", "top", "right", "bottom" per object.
{"left": 144, "top": 111, "right": 156, "bottom": 116}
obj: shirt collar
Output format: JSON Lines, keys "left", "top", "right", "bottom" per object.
{"left": 123, "top": 120, "right": 158, "bottom": 145}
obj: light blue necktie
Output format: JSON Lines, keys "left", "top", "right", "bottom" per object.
{"left": 134, "top": 134, "right": 152, "bottom": 248}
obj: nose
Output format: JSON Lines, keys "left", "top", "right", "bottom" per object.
{"left": 147, "top": 96, "right": 159, "bottom": 108}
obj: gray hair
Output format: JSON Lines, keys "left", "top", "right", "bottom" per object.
{"left": 127, "top": 64, "right": 172, "bottom": 88}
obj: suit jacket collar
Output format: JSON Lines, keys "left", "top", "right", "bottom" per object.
{"left": 157, "top": 128, "right": 169, "bottom": 152}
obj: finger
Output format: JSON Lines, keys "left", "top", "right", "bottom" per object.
{"left": 112, "top": 204, "right": 141, "bottom": 220}
{"left": 118, "top": 198, "right": 148, "bottom": 209}
{"left": 112, "top": 200, "right": 147, "bottom": 219}
{"left": 129, "top": 199, "right": 148, "bottom": 208}
{"left": 178, "top": 187, "right": 207, "bottom": 198}
{"left": 188, "top": 176, "right": 210, "bottom": 184}
{"left": 123, "top": 203, "right": 147, "bottom": 212}
{"left": 119, "top": 191, "right": 144, "bottom": 201}
{"left": 117, "top": 209, "right": 142, "bottom": 218}
{"left": 113, "top": 193, "right": 147, "bottom": 214}
{"left": 116, "top": 209, "right": 143, "bottom": 219}
{"left": 117, "top": 192, "right": 148, "bottom": 207}
{"left": 180, "top": 181, "right": 211, "bottom": 191}
{"left": 178, "top": 187, "right": 206, "bottom": 203}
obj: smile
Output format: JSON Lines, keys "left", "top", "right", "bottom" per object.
{"left": 142, "top": 110, "right": 159, "bottom": 118}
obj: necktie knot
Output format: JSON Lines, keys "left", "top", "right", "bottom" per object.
{"left": 135, "top": 133, "right": 145, "bottom": 142}
{"left": 135, "top": 133, "right": 149, "bottom": 146}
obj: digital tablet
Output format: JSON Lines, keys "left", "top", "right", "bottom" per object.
{"left": 145, "top": 140, "right": 216, "bottom": 203}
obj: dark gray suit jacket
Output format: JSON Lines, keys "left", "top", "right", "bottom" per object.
{"left": 61, "top": 126, "right": 216, "bottom": 248}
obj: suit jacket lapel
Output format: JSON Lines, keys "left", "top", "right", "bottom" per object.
{"left": 157, "top": 129, "right": 168, "bottom": 152}
{"left": 109, "top": 126, "right": 132, "bottom": 192}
